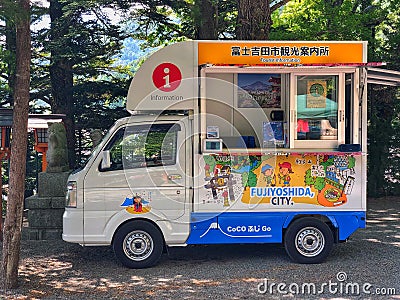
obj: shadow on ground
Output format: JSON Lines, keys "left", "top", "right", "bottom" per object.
{"left": 1, "top": 197, "right": 399, "bottom": 299}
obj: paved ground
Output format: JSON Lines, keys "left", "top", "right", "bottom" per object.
{"left": 1, "top": 197, "right": 399, "bottom": 299}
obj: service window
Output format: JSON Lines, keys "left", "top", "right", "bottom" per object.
{"left": 200, "top": 67, "right": 290, "bottom": 150}
{"left": 290, "top": 72, "right": 345, "bottom": 148}
{"left": 101, "top": 123, "right": 179, "bottom": 171}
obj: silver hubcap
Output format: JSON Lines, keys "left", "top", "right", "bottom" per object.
{"left": 295, "top": 227, "right": 325, "bottom": 257}
{"left": 123, "top": 230, "right": 153, "bottom": 261}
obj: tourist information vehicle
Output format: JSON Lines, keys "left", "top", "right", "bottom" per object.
{"left": 63, "top": 41, "right": 400, "bottom": 268}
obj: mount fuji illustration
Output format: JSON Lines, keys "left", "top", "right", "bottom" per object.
{"left": 241, "top": 81, "right": 270, "bottom": 92}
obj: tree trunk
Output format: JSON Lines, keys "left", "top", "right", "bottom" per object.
{"left": 49, "top": 60, "right": 75, "bottom": 169}
{"left": 1, "top": 0, "right": 31, "bottom": 290}
{"left": 236, "top": 0, "right": 272, "bottom": 40}
{"left": 195, "top": 0, "right": 218, "bottom": 39}
{"left": 49, "top": 0, "right": 76, "bottom": 169}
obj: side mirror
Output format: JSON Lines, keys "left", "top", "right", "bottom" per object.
{"left": 101, "top": 150, "right": 111, "bottom": 169}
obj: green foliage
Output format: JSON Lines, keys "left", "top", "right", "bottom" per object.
{"left": 203, "top": 156, "right": 217, "bottom": 174}
{"left": 242, "top": 172, "right": 249, "bottom": 189}
{"left": 0, "top": 44, "right": 13, "bottom": 106}
{"left": 271, "top": 0, "right": 400, "bottom": 196}
{"left": 314, "top": 177, "right": 326, "bottom": 191}
{"left": 29, "top": 0, "right": 135, "bottom": 167}
{"left": 249, "top": 156, "right": 261, "bottom": 171}
{"left": 0, "top": 0, "right": 24, "bottom": 22}
{"left": 304, "top": 169, "right": 314, "bottom": 186}
{"left": 386, "top": 95, "right": 400, "bottom": 194}
{"left": 367, "top": 86, "right": 398, "bottom": 196}
{"left": 321, "top": 158, "right": 334, "bottom": 169}
{"left": 348, "top": 156, "right": 355, "bottom": 169}
{"left": 271, "top": 0, "right": 371, "bottom": 41}
{"left": 247, "top": 171, "right": 258, "bottom": 187}
{"left": 127, "top": 0, "right": 237, "bottom": 47}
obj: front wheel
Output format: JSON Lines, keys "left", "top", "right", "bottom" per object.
{"left": 113, "top": 221, "right": 164, "bottom": 268}
{"left": 284, "top": 217, "right": 334, "bottom": 264}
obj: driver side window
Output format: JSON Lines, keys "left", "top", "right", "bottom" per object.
{"left": 101, "top": 123, "right": 180, "bottom": 172}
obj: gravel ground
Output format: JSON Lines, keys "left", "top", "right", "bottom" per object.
{"left": 1, "top": 197, "right": 399, "bottom": 299}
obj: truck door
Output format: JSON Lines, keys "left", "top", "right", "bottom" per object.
{"left": 83, "top": 120, "right": 188, "bottom": 241}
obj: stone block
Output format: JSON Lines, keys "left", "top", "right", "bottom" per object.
{"left": 27, "top": 208, "right": 65, "bottom": 228}
{"left": 42, "top": 229, "right": 63, "bottom": 240}
{"left": 22, "top": 228, "right": 40, "bottom": 240}
{"left": 51, "top": 197, "right": 66, "bottom": 209}
{"left": 25, "top": 195, "right": 51, "bottom": 209}
{"left": 38, "top": 171, "right": 70, "bottom": 197}
{"left": 25, "top": 195, "right": 66, "bottom": 209}
{"left": 22, "top": 228, "right": 63, "bottom": 240}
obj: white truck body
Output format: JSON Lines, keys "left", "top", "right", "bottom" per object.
{"left": 63, "top": 41, "right": 400, "bottom": 267}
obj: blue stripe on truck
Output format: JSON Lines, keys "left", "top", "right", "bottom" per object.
{"left": 186, "top": 211, "right": 366, "bottom": 244}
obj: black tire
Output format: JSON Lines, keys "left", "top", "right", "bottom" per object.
{"left": 284, "top": 217, "right": 334, "bottom": 264}
{"left": 113, "top": 220, "right": 164, "bottom": 268}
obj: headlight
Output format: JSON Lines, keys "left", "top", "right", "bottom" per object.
{"left": 66, "top": 181, "right": 77, "bottom": 208}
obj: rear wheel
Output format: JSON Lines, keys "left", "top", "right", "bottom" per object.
{"left": 284, "top": 217, "right": 334, "bottom": 264}
{"left": 113, "top": 221, "right": 163, "bottom": 268}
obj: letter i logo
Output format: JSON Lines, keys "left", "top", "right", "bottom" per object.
{"left": 163, "top": 67, "right": 171, "bottom": 88}
{"left": 152, "top": 63, "right": 182, "bottom": 92}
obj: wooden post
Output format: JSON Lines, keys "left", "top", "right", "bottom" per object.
{"left": 42, "top": 151, "right": 47, "bottom": 171}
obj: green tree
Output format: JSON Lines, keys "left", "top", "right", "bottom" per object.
{"left": 0, "top": 1, "right": 17, "bottom": 107}
{"left": 247, "top": 171, "right": 258, "bottom": 188}
{"left": 304, "top": 169, "right": 315, "bottom": 186}
{"left": 242, "top": 171, "right": 249, "bottom": 190}
{"left": 270, "top": 0, "right": 375, "bottom": 41}
{"left": 236, "top": 0, "right": 291, "bottom": 39}
{"left": 348, "top": 156, "right": 355, "bottom": 169}
{"left": 128, "top": 0, "right": 291, "bottom": 47}
{"left": 128, "top": 0, "right": 236, "bottom": 46}
{"left": 314, "top": 177, "right": 326, "bottom": 191}
{"left": 271, "top": 0, "right": 400, "bottom": 196}
{"left": 367, "top": 1, "right": 400, "bottom": 196}
{"left": 31, "top": 0, "right": 129, "bottom": 168}
{"left": 203, "top": 155, "right": 217, "bottom": 175}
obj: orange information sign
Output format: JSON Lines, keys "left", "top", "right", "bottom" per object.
{"left": 198, "top": 41, "right": 366, "bottom": 65}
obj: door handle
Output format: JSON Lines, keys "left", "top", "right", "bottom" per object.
{"left": 339, "top": 110, "right": 345, "bottom": 122}
{"left": 168, "top": 174, "right": 182, "bottom": 180}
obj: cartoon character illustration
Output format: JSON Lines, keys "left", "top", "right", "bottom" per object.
{"left": 204, "top": 163, "right": 236, "bottom": 204}
{"left": 204, "top": 164, "right": 211, "bottom": 179}
{"left": 261, "top": 164, "right": 276, "bottom": 186}
{"left": 220, "top": 165, "right": 231, "bottom": 177}
{"left": 220, "top": 166, "right": 235, "bottom": 201}
{"left": 204, "top": 177, "right": 219, "bottom": 199}
{"left": 133, "top": 196, "right": 143, "bottom": 212}
{"left": 222, "top": 190, "right": 229, "bottom": 207}
{"left": 121, "top": 195, "right": 151, "bottom": 214}
{"left": 278, "top": 162, "right": 293, "bottom": 186}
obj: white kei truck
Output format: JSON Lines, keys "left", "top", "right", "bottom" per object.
{"left": 63, "top": 40, "right": 400, "bottom": 268}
